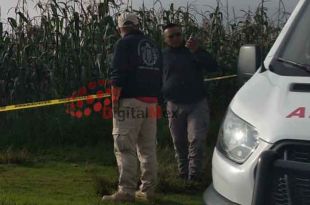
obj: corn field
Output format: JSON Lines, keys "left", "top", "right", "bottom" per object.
{"left": 0, "top": 0, "right": 289, "bottom": 106}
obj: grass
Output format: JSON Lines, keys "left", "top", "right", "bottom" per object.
{"left": 0, "top": 162, "right": 100, "bottom": 205}
{"left": 0, "top": 148, "right": 205, "bottom": 205}
{"left": 0, "top": 148, "right": 31, "bottom": 164}
{"left": 0, "top": 103, "right": 223, "bottom": 205}
{"left": 0, "top": 76, "right": 233, "bottom": 205}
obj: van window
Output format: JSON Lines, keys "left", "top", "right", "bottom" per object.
{"left": 271, "top": 1, "right": 310, "bottom": 76}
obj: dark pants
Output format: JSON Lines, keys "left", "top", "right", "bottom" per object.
{"left": 167, "top": 98, "right": 210, "bottom": 179}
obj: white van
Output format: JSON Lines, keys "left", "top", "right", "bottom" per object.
{"left": 203, "top": 0, "right": 310, "bottom": 204}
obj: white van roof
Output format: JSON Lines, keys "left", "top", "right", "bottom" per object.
{"left": 265, "top": 0, "right": 307, "bottom": 68}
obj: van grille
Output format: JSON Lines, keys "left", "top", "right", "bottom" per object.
{"left": 271, "top": 143, "right": 310, "bottom": 205}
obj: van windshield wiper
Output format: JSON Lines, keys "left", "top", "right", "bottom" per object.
{"left": 277, "top": 57, "right": 310, "bottom": 73}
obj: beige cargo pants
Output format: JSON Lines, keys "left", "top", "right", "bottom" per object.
{"left": 112, "top": 98, "right": 157, "bottom": 195}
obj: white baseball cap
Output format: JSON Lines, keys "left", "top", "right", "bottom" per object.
{"left": 117, "top": 12, "right": 139, "bottom": 28}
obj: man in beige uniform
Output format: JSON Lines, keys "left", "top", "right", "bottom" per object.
{"left": 102, "top": 12, "right": 162, "bottom": 203}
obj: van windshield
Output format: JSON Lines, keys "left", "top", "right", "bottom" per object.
{"left": 271, "top": 1, "right": 310, "bottom": 76}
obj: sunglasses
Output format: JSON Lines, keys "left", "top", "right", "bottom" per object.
{"left": 167, "top": 32, "right": 182, "bottom": 39}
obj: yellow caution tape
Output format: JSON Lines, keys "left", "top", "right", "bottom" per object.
{"left": 0, "top": 75, "right": 237, "bottom": 112}
{"left": 204, "top": 74, "right": 237, "bottom": 82}
{"left": 0, "top": 94, "right": 111, "bottom": 112}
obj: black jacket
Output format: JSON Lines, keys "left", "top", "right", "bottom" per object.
{"left": 110, "top": 31, "right": 162, "bottom": 98}
{"left": 162, "top": 46, "right": 218, "bottom": 104}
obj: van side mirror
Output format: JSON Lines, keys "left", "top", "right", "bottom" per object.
{"left": 238, "top": 45, "right": 262, "bottom": 83}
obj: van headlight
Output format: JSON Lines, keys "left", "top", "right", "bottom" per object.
{"left": 217, "top": 109, "right": 259, "bottom": 164}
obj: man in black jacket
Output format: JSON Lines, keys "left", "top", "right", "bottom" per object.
{"left": 162, "top": 23, "right": 218, "bottom": 182}
{"left": 102, "top": 12, "right": 162, "bottom": 203}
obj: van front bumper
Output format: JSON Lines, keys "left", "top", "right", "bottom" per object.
{"left": 203, "top": 184, "right": 239, "bottom": 205}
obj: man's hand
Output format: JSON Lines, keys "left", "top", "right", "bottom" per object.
{"left": 185, "top": 36, "right": 199, "bottom": 53}
{"left": 111, "top": 86, "right": 122, "bottom": 112}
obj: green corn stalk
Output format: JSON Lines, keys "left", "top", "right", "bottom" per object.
{"left": 0, "top": 0, "right": 288, "bottom": 112}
